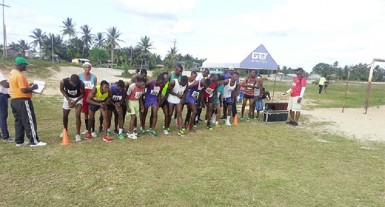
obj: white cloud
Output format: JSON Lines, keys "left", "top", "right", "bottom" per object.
{"left": 115, "top": 0, "right": 197, "bottom": 19}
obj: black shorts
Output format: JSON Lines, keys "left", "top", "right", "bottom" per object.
{"left": 88, "top": 104, "right": 101, "bottom": 112}
{"left": 244, "top": 94, "right": 255, "bottom": 99}
{"left": 107, "top": 102, "right": 127, "bottom": 112}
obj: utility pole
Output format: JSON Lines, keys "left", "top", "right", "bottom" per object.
{"left": 1, "top": 0, "right": 10, "bottom": 59}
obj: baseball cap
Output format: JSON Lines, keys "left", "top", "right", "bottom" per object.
{"left": 15, "top": 57, "right": 29, "bottom": 65}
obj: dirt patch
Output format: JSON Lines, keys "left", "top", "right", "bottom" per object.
{"left": 302, "top": 106, "right": 385, "bottom": 142}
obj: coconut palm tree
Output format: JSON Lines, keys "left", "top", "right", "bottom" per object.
{"left": 164, "top": 40, "right": 178, "bottom": 69}
{"left": 61, "top": 17, "right": 76, "bottom": 41}
{"left": 94, "top": 32, "right": 105, "bottom": 48}
{"left": 137, "top": 36, "right": 153, "bottom": 68}
{"left": 80, "top": 24, "right": 93, "bottom": 56}
{"left": 29, "top": 28, "right": 46, "bottom": 54}
{"left": 106, "top": 27, "right": 122, "bottom": 67}
{"left": 42, "top": 33, "right": 65, "bottom": 61}
{"left": 18, "top": 40, "right": 30, "bottom": 56}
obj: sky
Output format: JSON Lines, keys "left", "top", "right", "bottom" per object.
{"left": 3, "top": 0, "right": 385, "bottom": 71}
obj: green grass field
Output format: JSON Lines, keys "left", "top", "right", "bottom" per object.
{"left": 0, "top": 66, "right": 385, "bottom": 206}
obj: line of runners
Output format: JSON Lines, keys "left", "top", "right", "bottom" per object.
{"left": 60, "top": 62, "right": 269, "bottom": 143}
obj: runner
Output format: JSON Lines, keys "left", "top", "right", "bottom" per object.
{"left": 184, "top": 71, "right": 200, "bottom": 132}
{"left": 223, "top": 72, "right": 239, "bottom": 125}
{"left": 159, "top": 72, "right": 171, "bottom": 135}
{"left": 85, "top": 80, "right": 112, "bottom": 142}
{"left": 165, "top": 75, "right": 188, "bottom": 136}
{"left": 79, "top": 62, "right": 97, "bottom": 136}
{"left": 240, "top": 70, "right": 258, "bottom": 120}
{"left": 126, "top": 77, "right": 146, "bottom": 139}
{"left": 106, "top": 80, "right": 126, "bottom": 140}
{"left": 203, "top": 74, "right": 219, "bottom": 130}
{"left": 211, "top": 75, "right": 224, "bottom": 127}
{"left": 141, "top": 74, "right": 165, "bottom": 136}
{"left": 59, "top": 74, "right": 85, "bottom": 142}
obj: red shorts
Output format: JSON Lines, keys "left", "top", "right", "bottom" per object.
{"left": 82, "top": 89, "right": 92, "bottom": 113}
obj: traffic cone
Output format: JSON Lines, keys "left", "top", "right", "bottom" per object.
{"left": 233, "top": 114, "right": 239, "bottom": 126}
{"left": 62, "top": 128, "right": 70, "bottom": 145}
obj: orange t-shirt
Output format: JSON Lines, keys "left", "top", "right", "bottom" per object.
{"left": 9, "top": 69, "right": 32, "bottom": 99}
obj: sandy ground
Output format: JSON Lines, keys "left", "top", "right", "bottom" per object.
{"left": 303, "top": 107, "right": 385, "bottom": 142}
{"left": 41, "top": 66, "right": 384, "bottom": 143}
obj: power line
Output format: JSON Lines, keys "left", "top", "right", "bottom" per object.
{"left": 0, "top": 0, "right": 9, "bottom": 59}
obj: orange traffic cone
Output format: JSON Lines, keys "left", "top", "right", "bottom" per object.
{"left": 233, "top": 114, "right": 239, "bottom": 126}
{"left": 62, "top": 128, "right": 70, "bottom": 145}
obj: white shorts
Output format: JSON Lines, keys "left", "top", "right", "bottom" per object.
{"left": 287, "top": 96, "right": 302, "bottom": 112}
{"left": 62, "top": 97, "right": 83, "bottom": 110}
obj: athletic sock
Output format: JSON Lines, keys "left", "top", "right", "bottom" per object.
{"left": 226, "top": 116, "right": 231, "bottom": 123}
{"left": 119, "top": 128, "right": 123, "bottom": 134}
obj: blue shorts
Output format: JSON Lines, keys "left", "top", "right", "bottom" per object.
{"left": 185, "top": 95, "right": 197, "bottom": 104}
{"left": 255, "top": 99, "right": 263, "bottom": 111}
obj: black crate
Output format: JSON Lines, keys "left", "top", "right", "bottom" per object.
{"left": 265, "top": 102, "right": 288, "bottom": 110}
{"left": 263, "top": 110, "right": 288, "bottom": 123}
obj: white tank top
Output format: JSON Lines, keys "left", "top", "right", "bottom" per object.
{"left": 167, "top": 79, "right": 186, "bottom": 104}
{"left": 223, "top": 81, "right": 236, "bottom": 98}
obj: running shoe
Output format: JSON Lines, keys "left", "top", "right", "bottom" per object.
{"left": 81, "top": 130, "right": 89, "bottom": 135}
{"left": 103, "top": 136, "right": 112, "bottom": 143}
{"left": 75, "top": 134, "right": 81, "bottom": 142}
{"left": 85, "top": 133, "right": 91, "bottom": 140}
{"left": 127, "top": 133, "right": 138, "bottom": 140}
{"left": 178, "top": 129, "right": 185, "bottom": 136}
{"left": 107, "top": 131, "right": 112, "bottom": 136}
{"left": 91, "top": 132, "right": 97, "bottom": 138}
{"left": 117, "top": 133, "right": 126, "bottom": 140}
{"left": 98, "top": 126, "right": 103, "bottom": 133}
{"left": 30, "top": 142, "right": 47, "bottom": 147}
{"left": 149, "top": 129, "right": 157, "bottom": 137}
{"left": 163, "top": 129, "right": 169, "bottom": 135}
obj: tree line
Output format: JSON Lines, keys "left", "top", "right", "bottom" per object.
{"left": 280, "top": 61, "right": 385, "bottom": 82}
{"left": 3, "top": 17, "right": 206, "bottom": 70}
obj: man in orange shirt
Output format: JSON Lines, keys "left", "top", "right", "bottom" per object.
{"left": 9, "top": 57, "right": 47, "bottom": 147}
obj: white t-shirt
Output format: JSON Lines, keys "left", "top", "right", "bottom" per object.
{"left": 0, "top": 72, "right": 9, "bottom": 94}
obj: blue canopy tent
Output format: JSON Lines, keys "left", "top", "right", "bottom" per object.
{"left": 239, "top": 44, "right": 278, "bottom": 71}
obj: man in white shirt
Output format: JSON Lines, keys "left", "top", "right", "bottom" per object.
{"left": 0, "top": 71, "right": 14, "bottom": 142}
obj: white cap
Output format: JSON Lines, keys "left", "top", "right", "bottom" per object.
{"left": 83, "top": 62, "right": 92, "bottom": 67}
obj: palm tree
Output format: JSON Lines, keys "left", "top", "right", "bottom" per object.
{"left": 29, "top": 28, "right": 46, "bottom": 54}
{"left": 164, "top": 40, "right": 178, "bottom": 69}
{"left": 95, "top": 32, "right": 105, "bottom": 48}
{"left": 106, "top": 27, "right": 122, "bottom": 67}
{"left": 42, "top": 33, "right": 65, "bottom": 61}
{"left": 61, "top": 17, "right": 76, "bottom": 40}
{"left": 137, "top": 36, "right": 153, "bottom": 67}
{"left": 80, "top": 24, "right": 93, "bottom": 56}
{"left": 18, "top": 40, "right": 30, "bottom": 56}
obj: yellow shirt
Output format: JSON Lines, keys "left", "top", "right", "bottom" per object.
{"left": 319, "top": 77, "right": 326, "bottom": 85}
{"left": 9, "top": 69, "right": 32, "bottom": 99}
{"left": 93, "top": 85, "right": 108, "bottom": 102}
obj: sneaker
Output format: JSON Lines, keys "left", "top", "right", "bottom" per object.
{"left": 163, "top": 129, "right": 169, "bottom": 135}
{"left": 178, "top": 129, "right": 185, "bottom": 136}
{"left": 98, "top": 126, "right": 103, "bottom": 133}
{"left": 85, "top": 133, "right": 91, "bottom": 140}
{"left": 16, "top": 142, "right": 28, "bottom": 147}
{"left": 3, "top": 137, "right": 15, "bottom": 142}
{"left": 286, "top": 121, "right": 294, "bottom": 125}
{"left": 30, "top": 142, "right": 47, "bottom": 147}
{"left": 91, "top": 132, "right": 97, "bottom": 138}
{"left": 207, "top": 126, "right": 213, "bottom": 131}
{"left": 114, "top": 129, "right": 118, "bottom": 134}
{"left": 117, "top": 133, "right": 126, "bottom": 140}
{"left": 103, "top": 136, "right": 112, "bottom": 143}
{"left": 59, "top": 131, "right": 63, "bottom": 137}
{"left": 226, "top": 122, "right": 231, "bottom": 126}
{"left": 138, "top": 128, "right": 146, "bottom": 134}
{"left": 81, "top": 130, "right": 89, "bottom": 135}
{"left": 107, "top": 131, "right": 112, "bottom": 136}
{"left": 75, "top": 134, "right": 81, "bottom": 142}
{"left": 149, "top": 130, "right": 157, "bottom": 137}
{"left": 127, "top": 133, "right": 137, "bottom": 140}
{"left": 292, "top": 122, "right": 299, "bottom": 126}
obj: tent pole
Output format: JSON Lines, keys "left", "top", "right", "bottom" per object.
{"left": 272, "top": 70, "right": 277, "bottom": 102}
{"left": 342, "top": 68, "right": 351, "bottom": 113}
